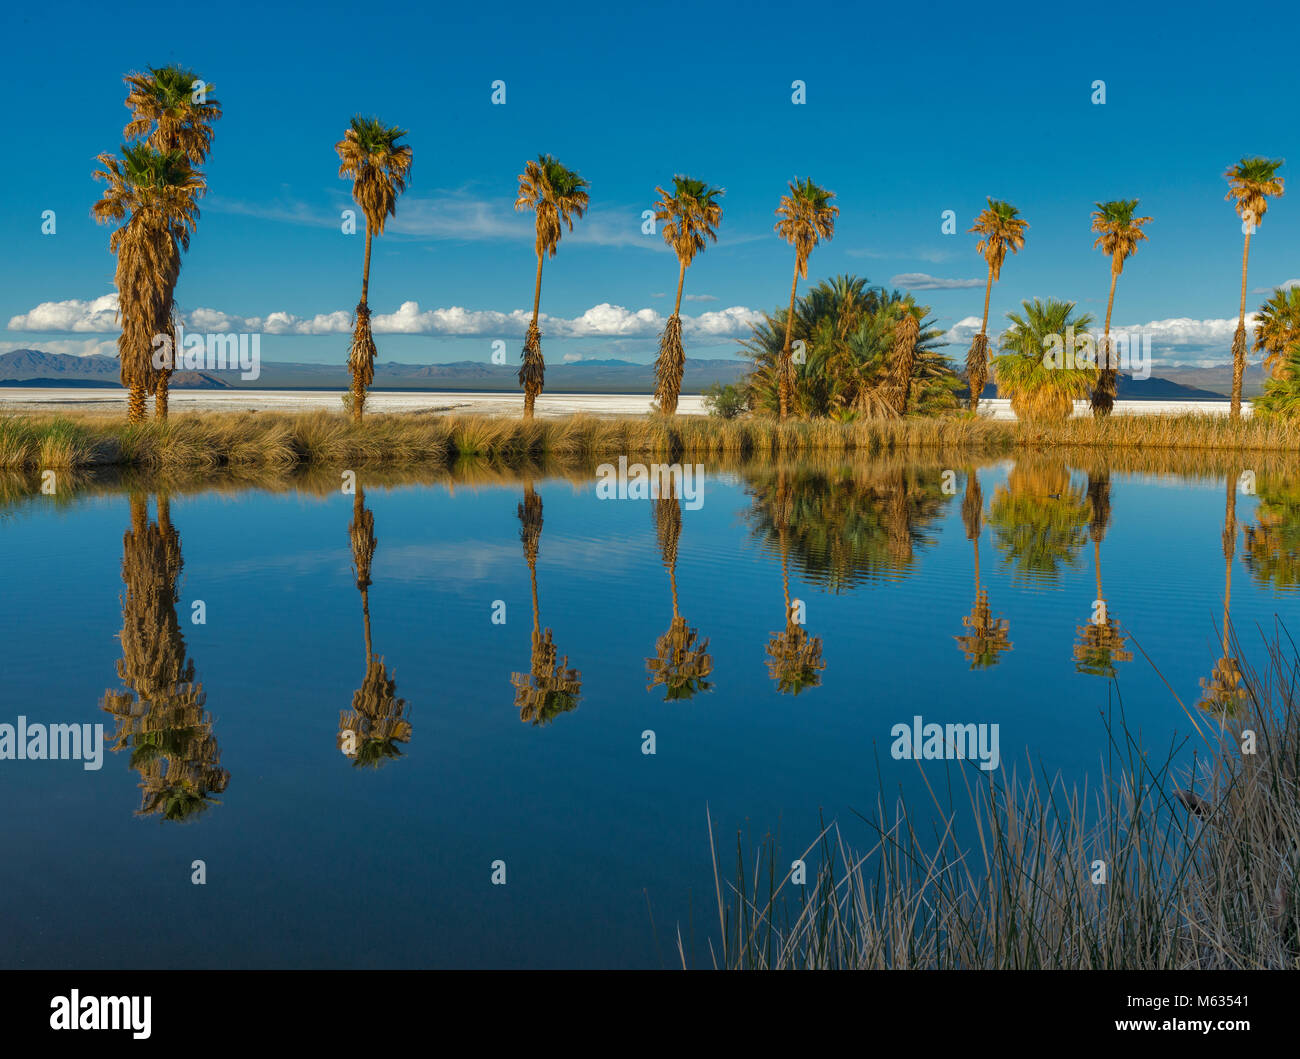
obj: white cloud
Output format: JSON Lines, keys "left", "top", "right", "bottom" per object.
{"left": 8, "top": 295, "right": 120, "bottom": 332}
{"left": 682, "top": 293, "right": 718, "bottom": 302}
{"left": 1251, "top": 278, "right": 1300, "bottom": 294}
{"left": 9, "top": 295, "right": 760, "bottom": 340}
{"left": 890, "top": 273, "right": 982, "bottom": 291}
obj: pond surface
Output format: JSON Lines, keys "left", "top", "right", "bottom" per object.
{"left": 0, "top": 454, "right": 1296, "bottom": 967}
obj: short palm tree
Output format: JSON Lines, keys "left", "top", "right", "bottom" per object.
{"left": 92, "top": 145, "right": 201, "bottom": 424}
{"left": 122, "top": 65, "right": 220, "bottom": 419}
{"left": 774, "top": 179, "right": 838, "bottom": 419}
{"left": 336, "top": 117, "right": 413, "bottom": 423}
{"left": 515, "top": 155, "right": 590, "bottom": 419}
{"left": 886, "top": 295, "right": 924, "bottom": 415}
{"left": 1225, "top": 157, "right": 1285, "bottom": 418}
{"left": 1089, "top": 199, "right": 1151, "bottom": 417}
{"left": 1253, "top": 286, "right": 1300, "bottom": 379}
{"left": 993, "top": 298, "right": 1096, "bottom": 423}
{"left": 966, "top": 199, "right": 1028, "bottom": 412}
{"left": 652, "top": 176, "right": 724, "bottom": 414}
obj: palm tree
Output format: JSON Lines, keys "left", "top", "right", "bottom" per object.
{"left": 123, "top": 65, "right": 221, "bottom": 164}
{"left": 339, "top": 488, "right": 413, "bottom": 766}
{"left": 740, "top": 276, "right": 958, "bottom": 418}
{"left": 993, "top": 298, "right": 1096, "bottom": 423}
{"left": 515, "top": 155, "right": 590, "bottom": 419}
{"left": 652, "top": 176, "right": 724, "bottom": 414}
{"left": 92, "top": 145, "right": 201, "bottom": 424}
{"left": 122, "top": 65, "right": 221, "bottom": 419}
{"left": 645, "top": 488, "right": 713, "bottom": 699}
{"left": 1199, "top": 475, "right": 1247, "bottom": 715}
{"left": 1089, "top": 199, "right": 1151, "bottom": 417}
{"left": 1073, "top": 470, "right": 1132, "bottom": 676}
{"left": 335, "top": 117, "right": 413, "bottom": 423}
{"left": 988, "top": 458, "right": 1090, "bottom": 584}
{"left": 510, "top": 483, "right": 582, "bottom": 723}
{"left": 955, "top": 467, "right": 1012, "bottom": 669}
{"left": 774, "top": 179, "right": 839, "bottom": 419}
{"left": 966, "top": 199, "right": 1028, "bottom": 412}
{"left": 1253, "top": 286, "right": 1300, "bottom": 380}
{"left": 1225, "top": 157, "right": 1285, "bottom": 418}
{"left": 100, "top": 493, "right": 229, "bottom": 820}
{"left": 1243, "top": 473, "right": 1300, "bottom": 589}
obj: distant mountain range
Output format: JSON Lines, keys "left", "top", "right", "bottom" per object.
{"left": 0, "top": 347, "right": 1261, "bottom": 399}
{"left": 0, "top": 349, "right": 747, "bottom": 393}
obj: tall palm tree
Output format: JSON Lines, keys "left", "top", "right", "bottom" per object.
{"left": 1225, "top": 157, "right": 1285, "bottom": 418}
{"left": 123, "top": 65, "right": 221, "bottom": 164}
{"left": 515, "top": 155, "right": 590, "bottom": 419}
{"left": 101, "top": 493, "right": 229, "bottom": 820}
{"left": 122, "top": 65, "right": 221, "bottom": 419}
{"left": 886, "top": 295, "right": 924, "bottom": 415}
{"left": 1199, "top": 475, "right": 1247, "bottom": 715}
{"left": 994, "top": 298, "right": 1096, "bottom": 423}
{"left": 339, "top": 487, "right": 413, "bottom": 766}
{"left": 510, "top": 483, "right": 582, "bottom": 723}
{"left": 1073, "top": 470, "right": 1132, "bottom": 676}
{"left": 336, "top": 117, "right": 413, "bottom": 423}
{"left": 1089, "top": 199, "right": 1152, "bottom": 417}
{"left": 955, "top": 467, "right": 1012, "bottom": 669}
{"left": 774, "top": 179, "right": 838, "bottom": 419}
{"left": 1253, "top": 286, "right": 1300, "bottom": 379}
{"left": 652, "top": 176, "right": 724, "bottom": 414}
{"left": 966, "top": 199, "right": 1028, "bottom": 412}
{"left": 645, "top": 487, "right": 713, "bottom": 699}
{"left": 92, "top": 145, "right": 201, "bottom": 424}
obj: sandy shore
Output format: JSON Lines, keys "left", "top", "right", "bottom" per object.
{"left": 0, "top": 387, "right": 1245, "bottom": 420}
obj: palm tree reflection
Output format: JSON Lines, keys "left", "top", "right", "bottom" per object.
{"left": 764, "top": 469, "right": 826, "bottom": 694}
{"left": 646, "top": 483, "right": 713, "bottom": 700}
{"left": 510, "top": 482, "right": 582, "bottom": 724}
{"left": 1198, "top": 474, "right": 1247, "bottom": 715}
{"left": 955, "top": 467, "right": 1012, "bottom": 669}
{"left": 1073, "top": 470, "right": 1132, "bottom": 677}
{"left": 101, "top": 492, "right": 229, "bottom": 821}
{"left": 338, "top": 487, "right": 412, "bottom": 766}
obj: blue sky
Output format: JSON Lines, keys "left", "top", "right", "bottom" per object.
{"left": 2, "top": 0, "right": 1298, "bottom": 369}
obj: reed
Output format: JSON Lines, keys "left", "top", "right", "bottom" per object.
{"left": 694, "top": 625, "right": 1300, "bottom": 970}
{"left": 4, "top": 409, "right": 1298, "bottom": 471}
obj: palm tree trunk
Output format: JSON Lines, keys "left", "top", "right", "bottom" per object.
{"left": 1094, "top": 538, "right": 1103, "bottom": 607}
{"left": 967, "top": 266, "right": 995, "bottom": 412}
{"left": 127, "top": 385, "right": 147, "bottom": 425}
{"left": 654, "top": 261, "right": 689, "bottom": 416}
{"left": 352, "top": 224, "right": 375, "bottom": 424}
{"left": 778, "top": 263, "right": 800, "bottom": 419}
{"left": 522, "top": 254, "right": 545, "bottom": 419}
{"left": 1231, "top": 231, "right": 1252, "bottom": 419}
{"left": 1092, "top": 265, "right": 1121, "bottom": 418}
{"left": 155, "top": 374, "right": 169, "bottom": 421}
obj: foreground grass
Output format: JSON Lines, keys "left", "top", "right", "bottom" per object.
{"left": 700, "top": 628, "right": 1300, "bottom": 970}
{"left": 3, "top": 409, "right": 1300, "bottom": 470}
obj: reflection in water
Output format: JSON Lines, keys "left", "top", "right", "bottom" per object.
{"left": 645, "top": 487, "right": 713, "bottom": 700}
{"left": 764, "top": 470, "right": 826, "bottom": 695}
{"left": 1199, "top": 475, "right": 1247, "bottom": 715}
{"left": 510, "top": 482, "right": 582, "bottom": 725}
{"left": 338, "top": 487, "right": 413, "bottom": 766}
{"left": 955, "top": 467, "right": 1012, "bottom": 669}
{"left": 744, "top": 463, "right": 950, "bottom": 591}
{"left": 988, "top": 459, "right": 1089, "bottom": 584}
{"left": 1244, "top": 473, "right": 1300, "bottom": 591}
{"left": 101, "top": 493, "right": 229, "bottom": 821}
{"left": 1073, "top": 471, "right": 1132, "bottom": 677}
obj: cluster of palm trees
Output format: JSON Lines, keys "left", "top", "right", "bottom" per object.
{"left": 90, "top": 71, "right": 1289, "bottom": 423}
{"left": 94, "top": 66, "right": 220, "bottom": 422}
{"left": 963, "top": 158, "right": 1287, "bottom": 422}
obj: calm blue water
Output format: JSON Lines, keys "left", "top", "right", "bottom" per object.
{"left": 0, "top": 458, "right": 1295, "bottom": 967}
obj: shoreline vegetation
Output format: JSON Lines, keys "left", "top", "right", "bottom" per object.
{"left": 3, "top": 409, "right": 1300, "bottom": 473}
{"left": 700, "top": 627, "right": 1300, "bottom": 970}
